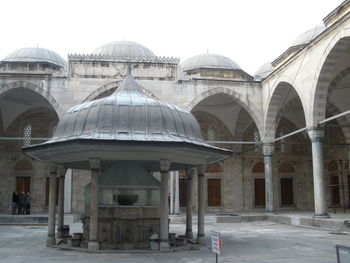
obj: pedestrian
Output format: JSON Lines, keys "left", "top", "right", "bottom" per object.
{"left": 11, "top": 192, "right": 18, "bottom": 215}
{"left": 25, "top": 192, "right": 31, "bottom": 215}
{"left": 18, "top": 192, "right": 26, "bottom": 215}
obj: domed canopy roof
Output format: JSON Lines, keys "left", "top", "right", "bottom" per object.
{"left": 24, "top": 71, "right": 231, "bottom": 170}
{"left": 291, "top": 24, "right": 326, "bottom": 47}
{"left": 254, "top": 62, "right": 274, "bottom": 80}
{"left": 2, "top": 47, "right": 66, "bottom": 68}
{"left": 181, "top": 53, "right": 241, "bottom": 71}
{"left": 52, "top": 74, "right": 203, "bottom": 143}
{"left": 93, "top": 40, "right": 156, "bottom": 58}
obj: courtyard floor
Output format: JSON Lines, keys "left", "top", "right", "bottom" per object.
{"left": 0, "top": 216, "right": 350, "bottom": 263}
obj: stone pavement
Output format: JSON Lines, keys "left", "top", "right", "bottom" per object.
{"left": 0, "top": 219, "right": 349, "bottom": 262}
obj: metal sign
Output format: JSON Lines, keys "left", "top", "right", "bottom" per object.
{"left": 211, "top": 231, "right": 222, "bottom": 255}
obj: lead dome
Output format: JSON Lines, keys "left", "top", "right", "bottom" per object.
{"left": 2, "top": 47, "right": 66, "bottom": 68}
{"left": 291, "top": 24, "right": 326, "bottom": 47}
{"left": 93, "top": 40, "right": 156, "bottom": 58}
{"left": 181, "top": 53, "right": 241, "bottom": 71}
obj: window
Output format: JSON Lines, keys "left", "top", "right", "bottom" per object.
{"left": 253, "top": 129, "right": 261, "bottom": 152}
{"left": 278, "top": 128, "right": 289, "bottom": 153}
{"left": 207, "top": 126, "right": 217, "bottom": 141}
{"left": 23, "top": 123, "right": 32, "bottom": 147}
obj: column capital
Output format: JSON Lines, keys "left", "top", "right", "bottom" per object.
{"left": 196, "top": 165, "right": 206, "bottom": 175}
{"left": 89, "top": 159, "right": 101, "bottom": 170}
{"left": 307, "top": 126, "right": 324, "bottom": 142}
{"left": 160, "top": 160, "right": 171, "bottom": 172}
{"left": 263, "top": 143, "right": 274, "bottom": 156}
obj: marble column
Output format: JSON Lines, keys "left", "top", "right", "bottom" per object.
{"left": 263, "top": 143, "right": 275, "bottom": 214}
{"left": 308, "top": 127, "right": 330, "bottom": 218}
{"left": 196, "top": 165, "right": 206, "bottom": 244}
{"left": 159, "top": 160, "right": 171, "bottom": 251}
{"left": 88, "top": 159, "right": 101, "bottom": 250}
{"left": 174, "top": 171, "right": 180, "bottom": 214}
{"left": 185, "top": 168, "right": 195, "bottom": 239}
{"left": 56, "top": 167, "right": 67, "bottom": 238}
{"left": 47, "top": 165, "right": 58, "bottom": 246}
{"left": 64, "top": 169, "right": 72, "bottom": 213}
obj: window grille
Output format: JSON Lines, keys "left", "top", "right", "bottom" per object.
{"left": 23, "top": 123, "right": 32, "bottom": 147}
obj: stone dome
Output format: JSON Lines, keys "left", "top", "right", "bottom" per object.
{"left": 254, "top": 62, "right": 274, "bottom": 80}
{"left": 181, "top": 53, "right": 241, "bottom": 71}
{"left": 51, "top": 73, "right": 205, "bottom": 144}
{"left": 2, "top": 47, "right": 66, "bottom": 68}
{"left": 291, "top": 24, "right": 326, "bottom": 47}
{"left": 93, "top": 40, "right": 156, "bottom": 58}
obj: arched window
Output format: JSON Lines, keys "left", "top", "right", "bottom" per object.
{"left": 23, "top": 123, "right": 32, "bottom": 147}
{"left": 277, "top": 127, "right": 290, "bottom": 153}
{"left": 207, "top": 126, "right": 217, "bottom": 141}
{"left": 253, "top": 129, "right": 261, "bottom": 152}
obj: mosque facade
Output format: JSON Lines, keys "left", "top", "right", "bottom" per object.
{"left": 1, "top": 1, "right": 350, "bottom": 218}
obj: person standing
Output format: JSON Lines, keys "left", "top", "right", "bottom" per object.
{"left": 18, "top": 192, "right": 26, "bottom": 215}
{"left": 25, "top": 192, "right": 31, "bottom": 215}
{"left": 11, "top": 192, "right": 18, "bottom": 215}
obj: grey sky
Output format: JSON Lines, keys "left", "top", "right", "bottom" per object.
{"left": 0, "top": 0, "right": 342, "bottom": 75}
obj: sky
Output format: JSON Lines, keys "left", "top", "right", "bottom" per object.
{"left": 0, "top": 0, "right": 343, "bottom": 75}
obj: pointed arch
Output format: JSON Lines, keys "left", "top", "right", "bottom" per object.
{"left": 186, "top": 87, "right": 261, "bottom": 133}
{"left": 0, "top": 81, "right": 62, "bottom": 117}
{"left": 83, "top": 80, "right": 159, "bottom": 102}
{"left": 264, "top": 79, "right": 306, "bottom": 142}
{"left": 311, "top": 27, "right": 350, "bottom": 126}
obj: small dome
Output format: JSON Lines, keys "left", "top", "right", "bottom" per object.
{"left": 93, "top": 40, "right": 156, "bottom": 58}
{"left": 254, "top": 62, "right": 274, "bottom": 80}
{"left": 181, "top": 53, "right": 241, "bottom": 71}
{"left": 2, "top": 47, "right": 66, "bottom": 68}
{"left": 291, "top": 25, "right": 326, "bottom": 47}
{"left": 52, "top": 74, "right": 204, "bottom": 144}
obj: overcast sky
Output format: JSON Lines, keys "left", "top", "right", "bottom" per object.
{"left": 0, "top": 0, "right": 342, "bottom": 75}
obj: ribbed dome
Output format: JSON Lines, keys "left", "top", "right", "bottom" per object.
{"left": 2, "top": 47, "right": 66, "bottom": 68}
{"left": 181, "top": 53, "right": 241, "bottom": 71}
{"left": 291, "top": 25, "right": 326, "bottom": 47}
{"left": 254, "top": 62, "right": 274, "bottom": 80}
{"left": 51, "top": 73, "right": 205, "bottom": 144}
{"left": 93, "top": 40, "right": 156, "bottom": 58}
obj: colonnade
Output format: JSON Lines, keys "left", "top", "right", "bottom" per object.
{"left": 263, "top": 126, "right": 329, "bottom": 218}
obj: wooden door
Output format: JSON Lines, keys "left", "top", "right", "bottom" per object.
{"left": 207, "top": 179, "right": 221, "bottom": 207}
{"left": 179, "top": 178, "right": 187, "bottom": 207}
{"left": 254, "top": 178, "right": 265, "bottom": 206}
{"left": 16, "top": 177, "right": 30, "bottom": 193}
{"left": 331, "top": 176, "right": 340, "bottom": 205}
{"left": 281, "top": 178, "right": 294, "bottom": 206}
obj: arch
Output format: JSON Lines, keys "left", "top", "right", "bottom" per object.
{"left": 264, "top": 80, "right": 306, "bottom": 142}
{"left": 326, "top": 102, "right": 350, "bottom": 144}
{"left": 14, "top": 159, "right": 33, "bottom": 172}
{"left": 278, "top": 162, "right": 295, "bottom": 173}
{"left": 233, "top": 108, "right": 257, "bottom": 152}
{"left": 311, "top": 27, "right": 350, "bottom": 125}
{"left": 83, "top": 80, "right": 159, "bottom": 102}
{"left": 252, "top": 162, "right": 265, "bottom": 173}
{"left": 0, "top": 81, "right": 63, "bottom": 117}
{"left": 327, "top": 160, "right": 339, "bottom": 172}
{"left": 185, "top": 87, "right": 261, "bottom": 132}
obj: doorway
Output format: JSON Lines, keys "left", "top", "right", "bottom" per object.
{"left": 330, "top": 176, "right": 340, "bottom": 206}
{"left": 16, "top": 177, "right": 30, "bottom": 193}
{"left": 280, "top": 178, "right": 294, "bottom": 206}
{"left": 254, "top": 178, "right": 265, "bottom": 206}
{"left": 207, "top": 179, "right": 221, "bottom": 207}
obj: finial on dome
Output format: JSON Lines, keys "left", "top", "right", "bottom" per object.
{"left": 127, "top": 63, "right": 131, "bottom": 75}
